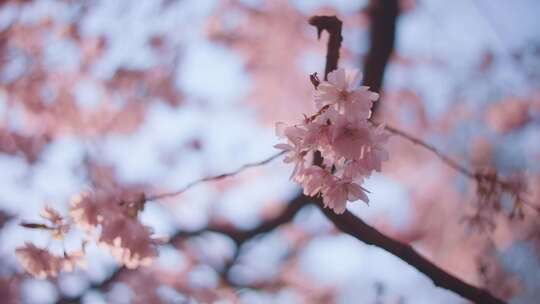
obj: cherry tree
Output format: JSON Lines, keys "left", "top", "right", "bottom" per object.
{"left": 1, "top": 1, "right": 539, "bottom": 303}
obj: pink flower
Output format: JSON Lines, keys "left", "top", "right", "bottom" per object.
{"left": 296, "top": 166, "right": 333, "bottom": 196}
{"left": 16, "top": 243, "right": 87, "bottom": 278}
{"left": 486, "top": 99, "right": 530, "bottom": 134}
{"left": 98, "top": 215, "right": 159, "bottom": 269}
{"left": 330, "top": 116, "right": 373, "bottom": 160}
{"left": 302, "top": 119, "right": 331, "bottom": 149}
{"left": 275, "top": 123, "right": 310, "bottom": 177}
{"left": 70, "top": 189, "right": 160, "bottom": 269}
{"left": 40, "top": 206, "right": 70, "bottom": 240}
{"left": 322, "top": 178, "right": 369, "bottom": 214}
{"left": 70, "top": 191, "right": 107, "bottom": 232}
{"left": 16, "top": 244, "right": 62, "bottom": 279}
{"left": 61, "top": 250, "right": 87, "bottom": 272}
{"left": 41, "top": 206, "right": 63, "bottom": 224}
{"left": 275, "top": 69, "right": 389, "bottom": 214}
{"left": 342, "top": 125, "right": 389, "bottom": 178}
{"left": 340, "top": 160, "right": 370, "bottom": 180}
{"left": 314, "top": 68, "right": 378, "bottom": 118}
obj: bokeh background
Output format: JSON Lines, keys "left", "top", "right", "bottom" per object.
{"left": 0, "top": 0, "right": 539, "bottom": 303}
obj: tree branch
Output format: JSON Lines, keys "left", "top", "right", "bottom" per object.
{"left": 145, "top": 151, "right": 284, "bottom": 201}
{"left": 308, "top": 15, "right": 342, "bottom": 81}
{"left": 315, "top": 202, "right": 506, "bottom": 304}
{"left": 56, "top": 192, "right": 308, "bottom": 304}
{"left": 170, "top": 193, "right": 309, "bottom": 246}
{"left": 363, "top": 0, "right": 399, "bottom": 115}
{"left": 374, "top": 120, "right": 538, "bottom": 214}
{"left": 306, "top": 12, "right": 506, "bottom": 303}
{"left": 374, "top": 120, "right": 475, "bottom": 179}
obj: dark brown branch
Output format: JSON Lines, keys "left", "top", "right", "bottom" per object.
{"left": 182, "top": 194, "right": 310, "bottom": 286}
{"left": 363, "top": 0, "right": 399, "bottom": 115}
{"left": 315, "top": 201, "right": 506, "bottom": 304}
{"left": 170, "top": 193, "right": 309, "bottom": 246}
{"left": 309, "top": 15, "right": 342, "bottom": 80}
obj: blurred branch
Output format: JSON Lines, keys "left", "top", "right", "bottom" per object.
{"left": 375, "top": 120, "right": 538, "bottom": 214}
{"left": 364, "top": 0, "right": 399, "bottom": 115}
{"left": 176, "top": 193, "right": 310, "bottom": 286}
{"left": 315, "top": 202, "right": 506, "bottom": 304}
{"left": 170, "top": 192, "right": 309, "bottom": 246}
{"left": 375, "top": 121, "right": 475, "bottom": 178}
{"left": 56, "top": 193, "right": 308, "bottom": 304}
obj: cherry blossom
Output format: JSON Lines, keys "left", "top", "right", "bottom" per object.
{"left": 98, "top": 214, "right": 160, "bottom": 269}
{"left": 15, "top": 244, "right": 62, "bottom": 279}
{"left": 323, "top": 178, "right": 369, "bottom": 214}
{"left": 70, "top": 191, "right": 108, "bottom": 232}
{"left": 296, "top": 166, "right": 332, "bottom": 196}
{"left": 330, "top": 116, "right": 373, "bottom": 160}
{"left": 70, "top": 189, "right": 160, "bottom": 269}
{"left": 274, "top": 123, "right": 311, "bottom": 177}
{"left": 314, "top": 68, "right": 378, "bottom": 118}
{"left": 40, "top": 206, "right": 70, "bottom": 240}
{"left": 17, "top": 188, "right": 162, "bottom": 278}
{"left": 276, "top": 68, "right": 389, "bottom": 214}
{"left": 16, "top": 244, "right": 87, "bottom": 278}
{"left": 61, "top": 250, "right": 87, "bottom": 272}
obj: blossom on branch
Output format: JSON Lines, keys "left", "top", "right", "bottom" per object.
{"left": 17, "top": 189, "right": 161, "bottom": 278}
{"left": 98, "top": 214, "right": 161, "bottom": 269}
{"left": 323, "top": 177, "right": 369, "bottom": 214}
{"left": 15, "top": 244, "right": 62, "bottom": 279}
{"left": 61, "top": 250, "right": 87, "bottom": 272}
{"left": 314, "top": 68, "right": 379, "bottom": 118}
{"left": 70, "top": 190, "right": 160, "bottom": 269}
{"left": 276, "top": 68, "right": 389, "bottom": 214}
{"left": 275, "top": 123, "right": 311, "bottom": 177}
{"left": 40, "top": 206, "right": 70, "bottom": 240}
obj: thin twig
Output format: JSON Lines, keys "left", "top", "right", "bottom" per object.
{"left": 374, "top": 120, "right": 538, "bottom": 213}
{"left": 376, "top": 121, "right": 475, "bottom": 179}
{"left": 145, "top": 151, "right": 285, "bottom": 201}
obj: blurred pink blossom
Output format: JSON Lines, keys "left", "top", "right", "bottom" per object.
{"left": 486, "top": 99, "right": 530, "bottom": 134}
{"left": 70, "top": 190, "right": 160, "bottom": 269}
{"left": 15, "top": 244, "right": 62, "bottom": 279}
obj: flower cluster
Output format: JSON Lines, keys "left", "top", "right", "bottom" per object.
{"left": 463, "top": 170, "right": 531, "bottom": 233}
{"left": 70, "top": 190, "right": 163, "bottom": 269}
{"left": 17, "top": 189, "right": 164, "bottom": 278}
{"left": 275, "top": 68, "right": 389, "bottom": 214}
{"left": 40, "top": 206, "right": 70, "bottom": 240}
{"left": 15, "top": 243, "right": 85, "bottom": 279}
